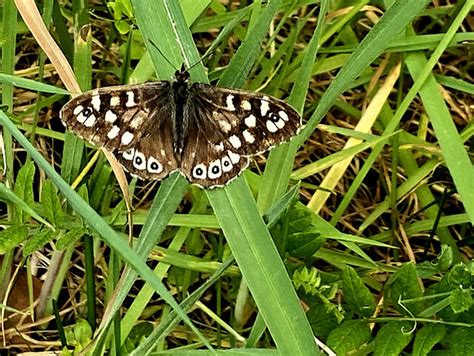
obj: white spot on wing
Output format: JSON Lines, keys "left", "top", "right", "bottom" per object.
{"left": 266, "top": 120, "right": 278, "bottom": 133}
{"left": 84, "top": 114, "right": 97, "bottom": 127}
{"left": 91, "top": 95, "right": 101, "bottom": 111}
{"left": 192, "top": 163, "right": 207, "bottom": 179}
{"left": 279, "top": 110, "right": 289, "bottom": 122}
{"left": 214, "top": 142, "right": 224, "bottom": 152}
{"left": 229, "top": 135, "right": 242, "bottom": 149}
{"left": 260, "top": 97, "right": 270, "bottom": 116}
{"left": 218, "top": 120, "right": 232, "bottom": 132}
{"left": 147, "top": 157, "right": 163, "bottom": 173}
{"left": 133, "top": 151, "right": 146, "bottom": 170}
{"left": 226, "top": 95, "right": 235, "bottom": 111}
{"left": 76, "top": 112, "right": 88, "bottom": 123}
{"left": 221, "top": 156, "right": 233, "bottom": 172}
{"left": 244, "top": 115, "right": 256, "bottom": 128}
{"left": 129, "top": 115, "right": 144, "bottom": 129}
{"left": 243, "top": 130, "right": 255, "bottom": 143}
{"left": 122, "top": 148, "right": 134, "bottom": 160}
{"left": 105, "top": 110, "right": 117, "bottom": 123}
{"left": 110, "top": 96, "right": 120, "bottom": 107}
{"left": 227, "top": 151, "right": 240, "bottom": 164}
{"left": 275, "top": 118, "right": 285, "bottom": 129}
{"left": 241, "top": 100, "right": 251, "bottom": 110}
{"left": 125, "top": 91, "right": 136, "bottom": 107}
{"left": 121, "top": 131, "right": 134, "bottom": 145}
{"left": 208, "top": 159, "right": 222, "bottom": 179}
{"left": 107, "top": 125, "right": 120, "bottom": 139}
{"left": 73, "top": 105, "right": 84, "bottom": 115}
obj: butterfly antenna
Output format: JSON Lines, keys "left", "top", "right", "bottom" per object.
{"left": 148, "top": 39, "right": 179, "bottom": 71}
{"left": 186, "top": 49, "right": 216, "bottom": 72}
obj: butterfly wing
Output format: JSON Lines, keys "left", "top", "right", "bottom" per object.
{"left": 180, "top": 119, "right": 250, "bottom": 188}
{"left": 180, "top": 83, "right": 301, "bottom": 187}
{"left": 60, "top": 82, "right": 179, "bottom": 180}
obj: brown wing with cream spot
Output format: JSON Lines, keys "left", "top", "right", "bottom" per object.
{"left": 60, "top": 82, "right": 169, "bottom": 151}
{"left": 190, "top": 83, "right": 301, "bottom": 156}
{"left": 179, "top": 83, "right": 301, "bottom": 187}
{"left": 180, "top": 123, "right": 249, "bottom": 188}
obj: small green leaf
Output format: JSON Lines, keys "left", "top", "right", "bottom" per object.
{"left": 293, "top": 266, "right": 321, "bottom": 295}
{"left": 342, "top": 266, "right": 376, "bottom": 317}
{"left": 374, "top": 322, "right": 413, "bottom": 356}
{"left": 13, "top": 160, "right": 35, "bottom": 222}
{"left": 387, "top": 262, "right": 423, "bottom": 315}
{"left": 65, "top": 318, "right": 93, "bottom": 351}
{"left": 0, "top": 225, "right": 28, "bottom": 253}
{"left": 412, "top": 324, "right": 446, "bottom": 356}
{"left": 57, "top": 227, "right": 88, "bottom": 250}
{"left": 23, "top": 228, "right": 56, "bottom": 256}
{"left": 450, "top": 287, "right": 473, "bottom": 313}
{"left": 327, "top": 320, "right": 371, "bottom": 355}
{"left": 447, "top": 263, "right": 472, "bottom": 288}
{"left": 307, "top": 301, "right": 341, "bottom": 338}
{"left": 41, "top": 179, "right": 63, "bottom": 226}
{"left": 446, "top": 327, "right": 474, "bottom": 355}
{"left": 437, "top": 245, "right": 453, "bottom": 271}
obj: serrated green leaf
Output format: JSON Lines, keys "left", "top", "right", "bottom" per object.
{"left": 387, "top": 262, "right": 423, "bottom": 315}
{"left": 0, "top": 183, "right": 53, "bottom": 229}
{"left": 412, "top": 324, "right": 446, "bottom": 356}
{"left": 41, "top": 179, "right": 63, "bottom": 226}
{"left": 287, "top": 228, "right": 323, "bottom": 258}
{"left": 446, "top": 327, "right": 474, "bottom": 355}
{"left": 0, "top": 225, "right": 28, "bottom": 253}
{"left": 57, "top": 227, "right": 88, "bottom": 250}
{"left": 450, "top": 288, "right": 473, "bottom": 313}
{"left": 447, "top": 263, "right": 472, "bottom": 288}
{"left": 326, "top": 320, "right": 371, "bottom": 355}
{"left": 13, "top": 160, "right": 35, "bottom": 222}
{"left": 374, "top": 322, "right": 413, "bottom": 356}
{"left": 306, "top": 301, "right": 341, "bottom": 339}
{"left": 23, "top": 228, "right": 56, "bottom": 256}
{"left": 342, "top": 266, "right": 376, "bottom": 318}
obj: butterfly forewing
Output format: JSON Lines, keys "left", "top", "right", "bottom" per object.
{"left": 190, "top": 83, "right": 301, "bottom": 156}
{"left": 60, "top": 83, "right": 168, "bottom": 150}
{"left": 60, "top": 71, "right": 301, "bottom": 188}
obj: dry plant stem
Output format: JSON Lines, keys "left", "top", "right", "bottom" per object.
{"left": 398, "top": 224, "right": 416, "bottom": 264}
{"left": 1, "top": 258, "right": 24, "bottom": 347}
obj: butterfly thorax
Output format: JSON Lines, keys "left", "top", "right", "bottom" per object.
{"left": 171, "top": 69, "right": 191, "bottom": 156}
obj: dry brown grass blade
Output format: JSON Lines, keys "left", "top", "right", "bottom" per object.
{"left": 14, "top": 0, "right": 134, "bottom": 239}
{"left": 308, "top": 60, "right": 402, "bottom": 212}
{"left": 14, "top": 0, "right": 80, "bottom": 94}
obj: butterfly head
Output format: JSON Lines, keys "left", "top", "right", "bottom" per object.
{"left": 173, "top": 63, "right": 190, "bottom": 83}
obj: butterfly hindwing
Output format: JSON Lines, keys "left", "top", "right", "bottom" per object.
{"left": 180, "top": 117, "right": 250, "bottom": 188}
{"left": 116, "top": 124, "right": 179, "bottom": 181}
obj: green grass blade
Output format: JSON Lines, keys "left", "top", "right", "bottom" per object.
{"left": 0, "top": 73, "right": 69, "bottom": 95}
{"left": 0, "top": 111, "right": 212, "bottom": 351}
{"left": 208, "top": 180, "right": 319, "bottom": 354}
{"left": 295, "top": 0, "right": 433, "bottom": 148}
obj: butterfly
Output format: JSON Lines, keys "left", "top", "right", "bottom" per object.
{"left": 60, "top": 66, "right": 301, "bottom": 188}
